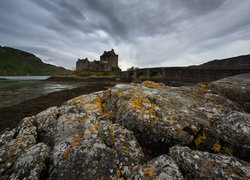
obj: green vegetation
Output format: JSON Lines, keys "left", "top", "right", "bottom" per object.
{"left": 0, "top": 46, "right": 71, "bottom": 76}
{"left": 127, "top": 66, "right": 139, "bottom": 71}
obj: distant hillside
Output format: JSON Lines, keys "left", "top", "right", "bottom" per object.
{"left": 199, "top": 54, "right": 250, "bottom": 68}
{"left": 0, "top": 46, "right": 70, "bottom": 75}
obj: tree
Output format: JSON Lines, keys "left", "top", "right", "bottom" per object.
{"left": 127, "top": 66, "right": 139, "bottom": 71}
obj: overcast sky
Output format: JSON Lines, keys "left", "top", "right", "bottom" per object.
{"left": 1, "top": 0, "right": 250, "bottom": 70}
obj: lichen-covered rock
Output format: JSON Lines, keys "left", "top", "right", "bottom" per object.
{"left": 50, "top": 113, "right": 144, "bottom": 179}
{"left": 130, "top": 154, "right": 183, "bottom": 179}
{"left": 209, "top": 73, "right": 250, "bottom": 112}
{"left": 103, "top": 81, "right": 249, "bottom": 160}
{"left": 34, "top": 107, "right": 60, "bottom": 147}
{"left": 0, "top": 128, "right": 16, "bottom": 147}
{"left": 0, "top": 117, "right": 37, "bottom": 178}
{"left": 0, "top": 77, "right": 250, "bottom": 179}
{"left": 211, "top": 111, "right": 250, "bottom": 161}
{"left": 10, "top": 143, "right": 50, "bottom": 180}
{"left": 169, "top": 146, "right": 250, "bottom": 179}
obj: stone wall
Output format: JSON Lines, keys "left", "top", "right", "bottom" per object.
{"left": 121, "top": 67, "right": 250, "bottom": 83}
{"left": 76, "top": 59, "right": 112, "bottom": 72}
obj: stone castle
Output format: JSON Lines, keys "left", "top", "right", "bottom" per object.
{"left": 76, "top": 49, "right": 119, "bottom": 72}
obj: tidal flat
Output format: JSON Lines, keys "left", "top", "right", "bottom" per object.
{"left": 0, "top": 78, "right": 117, "bottom": 131}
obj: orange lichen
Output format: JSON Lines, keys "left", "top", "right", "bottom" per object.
{"left": 213, "top": 143, "right": 221, "bottom": 153}
{"left": 93, "top": 122, "right": 99, "bottom": 129}
{"left": 194, "top": 132, "right": 207, "bottom": 146}
{"left": 86, "top": 122, "right": 99, "bottom": 134}
{"left": 142, "top": 81, "right": 163, "bottom": 88}
{"left": 63, "top": 150, "right": 70, "bottom": 159}
{"left": 68, "top": 95, "right": 83, "bottom": 106}
{"left": 84, "top": 95, "right": 103, "bottom": 114}
{"left": 143, "top": 166, "right": 155, "bottom": 176}
{"left": 130, "top": 92, "right": 158, "bottom": 119}
{"left": 70, "top": 129, "right": 84, "bottom": 148}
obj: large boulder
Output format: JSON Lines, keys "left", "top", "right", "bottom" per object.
{"left": 0, "top": 79, "right": 250, "bottom": 179}
{"left": 209, "top": 73, "right": 250, "bottom": 112}
{"left": 103, "top": 81, "right": 249, "bottom": 160}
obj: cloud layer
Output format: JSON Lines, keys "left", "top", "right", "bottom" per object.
{"left": 0, "top": 0, "right": 250, "bottom": 70}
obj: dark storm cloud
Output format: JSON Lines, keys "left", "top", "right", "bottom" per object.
{"left": 0, "top": 0, "right": 250, "bottom": 69}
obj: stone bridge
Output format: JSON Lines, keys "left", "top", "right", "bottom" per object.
{"left": 120, "top": 67, "right": 250, "bottom": 83}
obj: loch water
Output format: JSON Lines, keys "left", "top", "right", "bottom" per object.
{"left": 0, "top": 76, "right": 86, "bottom": 108}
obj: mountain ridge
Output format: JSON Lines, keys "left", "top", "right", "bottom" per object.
{"left": 199, "top": 54, "right": 250, "bottom": 68}
{"left": 0, "top": 46, "right": 70, "bottom": 76}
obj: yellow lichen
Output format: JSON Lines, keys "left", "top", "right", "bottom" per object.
{"left": 149, "top": 121, "right": 157, "bottom": 127}
{"left": 199, "top": 82, "right": 207, "bottom": 94}
{"left": 213, "top": 143, "right": 221, "bottom": 153}
{"left": 194, "top": 132, "right": 207, "bottom": 146}
{"left": 116, "top": 169, "right": 121, "bottom": 177}
{"left": 63, "top": 150, "right": 70, "bottom": 159}
{"left": 225, "top": 146, "right": 233, "bottom": 156}
{"left": 121, "top": 146, "right": 129, "bottom": 154}
{"left": 143, "top": 166, "right": 155, "bottom": 176}
{"left": 142, "top": 81, "right": 163, "bottom": 88}
{"left": 70, "top": 129, "right": 84, "bottom": 148}
{"left": 117, "top": 92, "right": 123, "bottom": 97}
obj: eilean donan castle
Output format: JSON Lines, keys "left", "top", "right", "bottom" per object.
{"left": 76, "top": 49, "right": 119, "bottom": 72}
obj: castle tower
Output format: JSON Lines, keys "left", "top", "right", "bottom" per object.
{"left": 76, "top": 58, "right": 89, "bottom": 71}
{"left": 100, "top": 49, "right": 118, "bottom": 68}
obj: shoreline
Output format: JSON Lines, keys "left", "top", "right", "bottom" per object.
{"left": 0, "top": 82, "right": 116, "bottom": 132}
{"left": 0, "top": 78, "right": 196, "bottom": 132}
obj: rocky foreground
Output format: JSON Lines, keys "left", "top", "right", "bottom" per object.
{"left": 0, "top": 74, "right": 250, "bottom": 179}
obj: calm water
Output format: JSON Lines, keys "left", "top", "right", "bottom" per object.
{"left": 0, "top": 76, "right": 50, "bottom": 80}
{"left": 0, "top": 77, "right": 87, "bottom": 108}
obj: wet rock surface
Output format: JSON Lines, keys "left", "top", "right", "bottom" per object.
{"left": 0, "top": 76, "right": 250, "bottom": 179}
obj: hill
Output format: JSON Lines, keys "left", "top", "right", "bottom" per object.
{"left": 199, "top": 54, "right": 250, "bottom": 68}
{"left": 0, "top": 46, "right": 70, "bottom": 75}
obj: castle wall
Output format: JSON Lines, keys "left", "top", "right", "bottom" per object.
{"left": 76, "top": 60, "right": 112, "bottom": 72}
